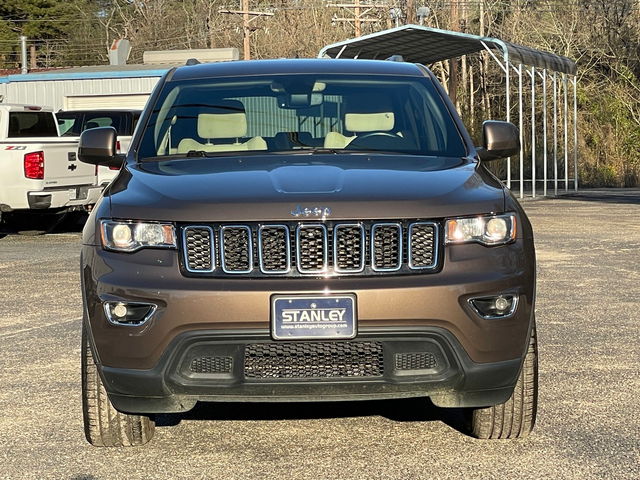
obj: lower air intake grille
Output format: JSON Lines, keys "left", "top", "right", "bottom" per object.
{"left": 190, "top": 356, "right": 233, "bottom": 374}
{"left": 244, "top": 341, "right": 384, "bottom": 379}
{"left": 395, "top": 353, "right": 437, "bottom": 371}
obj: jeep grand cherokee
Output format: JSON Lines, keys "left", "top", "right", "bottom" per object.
{"left": 78, "top": 58, "right": 537, "bottom": 447}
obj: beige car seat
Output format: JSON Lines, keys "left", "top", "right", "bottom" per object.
{"left": 324, "top": 94, "right": 395, "bottom": 149}
{"left": 177, "top": 100, "right": 267, "bottom": 153}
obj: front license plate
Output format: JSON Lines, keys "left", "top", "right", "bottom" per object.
{"left": 271, "top": 294, "right": 357, "bottom": 340}
{"left": 68, "top": 188, "right": 77, "bottom": 200}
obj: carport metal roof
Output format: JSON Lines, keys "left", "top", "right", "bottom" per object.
{"left": 318, "top": 24, "right": 577, "bottom": 76}
{"left": 319, "top": 25, "right": 579, "bottom": 198}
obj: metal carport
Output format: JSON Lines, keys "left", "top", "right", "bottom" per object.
{"left": 319, "top": 25, "right": 578, "bottom": 198}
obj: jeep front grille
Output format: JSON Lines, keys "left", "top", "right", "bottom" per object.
{"left": 182, "top": 220, "right": 439, "bottom": 277}
{"left": 297, "top": 225, "right": 328, "bottom": 273}
{"left": 372, "top": 223, "right": 402, "bottom": 271}
{"left": 220, "top": 226, "right": 252, "bottom": 273}
{"left": 259, "top": 225, "right": 290, "bottom": 273}
{"left": 183, "top": 226, "right": 214, "bottom": 273}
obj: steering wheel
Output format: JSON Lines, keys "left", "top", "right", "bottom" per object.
{"left": 354, "top": 132, "right": 402, "bottom": 141}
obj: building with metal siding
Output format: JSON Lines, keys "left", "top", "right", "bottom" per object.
{"left": 0, "top": 48, "right": 240, "bottom": 112}
{"left": 0, "top": 64, "right": 172, "bottom": 112}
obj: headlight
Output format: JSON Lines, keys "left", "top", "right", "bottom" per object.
{"left": 445, "top": 213, "right": 516, "bottom": 246}
{"left": 101, "top": 220, "right": 176, "bottom": 252}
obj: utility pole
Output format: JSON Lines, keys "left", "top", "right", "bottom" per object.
{"left": 448, "top": 0, "right": 459, "bottom": 105}
{"left": 406, "top": 0, "right": 414, "bottom": 25}
{"left": 30, "top": 45, "right": 36, "bottom": 70}
{"left": 243, "top": 0, "right": 250, "bottom": 60}
{"left": 327, "top": 1, "right": 387, "bottom": 37}
{"left": 219, "top": 1, "right": 273, "bottom": 60}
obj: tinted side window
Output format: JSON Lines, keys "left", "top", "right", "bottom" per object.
{"left": 56, "top": 113, "right": 80, "bottom": 136}
{"left": 8, "top": 112, "right": 59, "bottom": 138}
{"left": 83, "top": 113, "right": 125, "bottom": 135}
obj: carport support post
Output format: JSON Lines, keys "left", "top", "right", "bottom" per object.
{"left": 573, "top": 75, "right": 578, "bottom": 192}
{"left": 564, "top": 73, "right": 569, "bottom": 192}
{"left": 505, "top": 56, "right": 511, "bottom": 189}
{"left": 553, "top": 72, "right": 558, "bottom": 196}
{"left": 530, "top": 66, "right": 536, "bottom": 197}
{"left": 518, "top": 63, "right": 524, "bottom": 198}
{"left": 542, "top": 69, "right": 548, "bottom": 196}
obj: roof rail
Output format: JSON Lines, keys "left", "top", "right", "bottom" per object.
{"left": 385, "top": 55, "right": 405, "bottom": 62}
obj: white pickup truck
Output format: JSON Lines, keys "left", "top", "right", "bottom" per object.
{"left": 0, "top": 104, "right": 102, "bottom": 236}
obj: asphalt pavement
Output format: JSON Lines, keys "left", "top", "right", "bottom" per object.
{"left": 0, "top": 190, "right": 638, "bottom": 479}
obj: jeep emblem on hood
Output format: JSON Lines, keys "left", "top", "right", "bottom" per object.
{"left": 291, "top": 205, "right": 332, "bottom": 217}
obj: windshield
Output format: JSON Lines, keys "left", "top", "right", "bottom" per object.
{"left": 137, "top": 73, "right": 467, "bottom": 161}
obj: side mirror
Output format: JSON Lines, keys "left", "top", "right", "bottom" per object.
{"left": 78, "top": 126, "right": 125, "bottom": 169}
{"left": 476, "top": 120, "right": 520, "bottom": 161}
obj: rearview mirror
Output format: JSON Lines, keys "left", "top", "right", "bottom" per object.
{"left": 476, "top": 121, "right": 520, "bottom": 161}
{"left": 277, "top": 93, "right": 324, "bottom": 109}
{"left": 78, "top": 126, "right": 125, "bottom": 169}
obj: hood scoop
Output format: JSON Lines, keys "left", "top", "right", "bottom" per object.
{"left": 270, "top": 165, "right": 345, "bottom": 194}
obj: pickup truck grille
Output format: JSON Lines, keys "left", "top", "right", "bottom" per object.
{"left": 182, "top": 220, "right": 439, "bottom": 277}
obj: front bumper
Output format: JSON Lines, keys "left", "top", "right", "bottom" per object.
{"left": 97, "top": 327, "right": 525, "bottom": 413}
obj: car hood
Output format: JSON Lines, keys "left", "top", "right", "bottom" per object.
{"left": 107, "top": 155, "right": 505, "bottom": 221}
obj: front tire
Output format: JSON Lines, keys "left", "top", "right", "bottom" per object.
{"left": 465, "top": 323, "right": 538, "bottom": 439}
{"left": 82, "top": 323, "right": 155, "bottom": 447}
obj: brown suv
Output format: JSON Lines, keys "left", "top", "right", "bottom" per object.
{"left": 78, "top": 58, "right": 537, "bottom": 447}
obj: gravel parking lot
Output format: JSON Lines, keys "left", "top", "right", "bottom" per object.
{"left": 0, "top": 190, "right": 639, "bottom": 479}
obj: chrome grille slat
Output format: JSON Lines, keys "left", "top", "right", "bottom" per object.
{"left": 182, "top": 221, "right": 439, "bottom": 276}
{"left": 334, "top": 224, "right": 365, "bottom": 273}
{"left": 408, "top": 222, "right": 438, "bottom": 269}
{"left": 183, "top": 226, "right": 215, "bottom": 273}
{"left": 371, "top": 223, "right": 402, "bottom": 272}
{"left": 220, "top": 226, "right": 253, "bottom": 274}
{"left": 259, "top": 225, "right": 291, "bottom": 274}
{"left": 296, "top": 224, "right": 328, "bottom": 273}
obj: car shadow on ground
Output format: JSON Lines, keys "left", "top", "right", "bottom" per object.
{"left": 550, "top": 191, "right": 640, "bottom": 205}
{"left": 156, "top": 397, "right": 469, "bottom": 436}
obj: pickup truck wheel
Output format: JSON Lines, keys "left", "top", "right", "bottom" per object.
{"left": 465, "top": 323, "right": 538, "bottom": 439}
{"left": 82, "top": 323, "right": 155, "bottom": 447}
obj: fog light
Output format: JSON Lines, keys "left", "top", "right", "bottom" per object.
{"left": 495, "top": 296, "right": 510, "bottom": 312}
{"left": 469, "top": 295, "right": 518, "bottom": 319}
{"left": 104, "top": 301, "right": 157, "bottom": 326}
{"left": 113, "top": 303, "right": 127, "bottom": 318}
